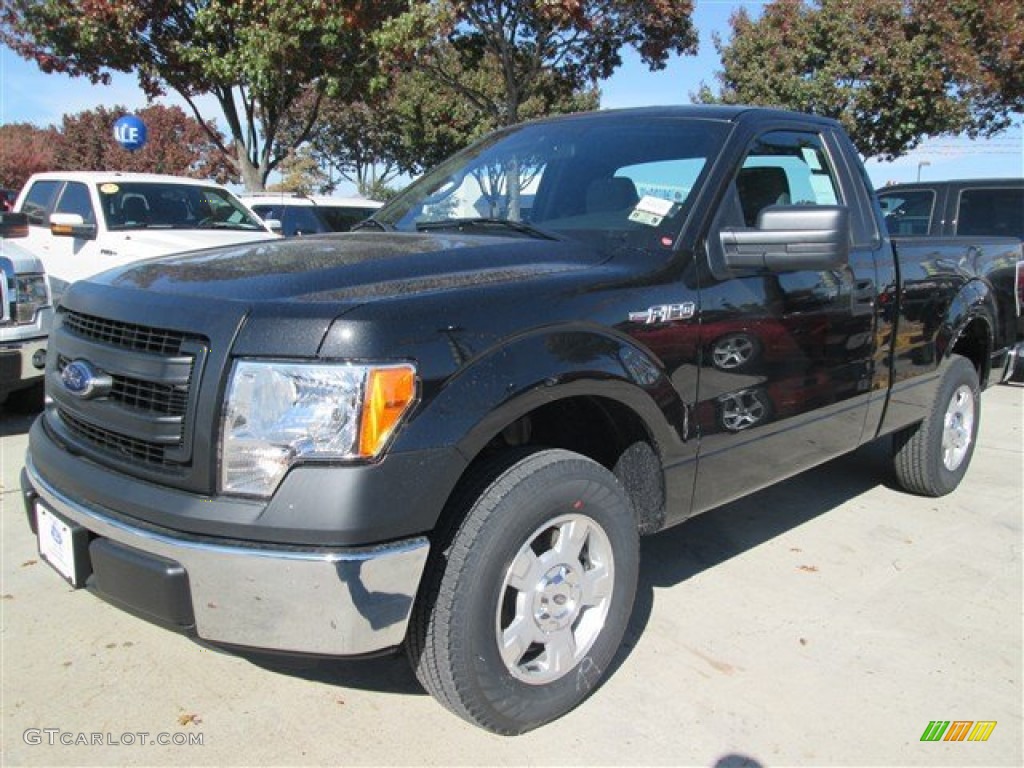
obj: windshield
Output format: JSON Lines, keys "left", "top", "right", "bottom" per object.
{"left": 376, "top": 115, "right": 729, "bottom": 255}
{"left": 98, "top": 182, "right": 266, "bottom": 232}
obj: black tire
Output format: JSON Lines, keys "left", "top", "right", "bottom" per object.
{"left": 407, "top": 448, "right": 639, "bottom": 735}
{"left": 892, "top": 354, "right": 981, "bottom": 497}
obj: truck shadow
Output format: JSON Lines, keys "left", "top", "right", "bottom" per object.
{"left": 244, "top": 438, "right": 894, "bottom": 697}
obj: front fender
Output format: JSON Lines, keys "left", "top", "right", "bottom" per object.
{"left": 393, "top": 325, "right": 687, "bottom": 463}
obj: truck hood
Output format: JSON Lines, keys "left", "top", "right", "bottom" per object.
{"left": 0, "top": 237, "right": 46, "bottom": 273}
{"left": 103, "top": 228, "right": 276, "bottom": 259}
{"left": 98, "top": 232, "right": 602, "bottom": 303}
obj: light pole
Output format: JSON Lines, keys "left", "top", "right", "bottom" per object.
{"left": 917, "top": 161, "right": 931, "bottom": 182}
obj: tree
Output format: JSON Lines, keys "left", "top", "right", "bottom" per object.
{"left": 290, "top": 94, "right": 409, "bottom": 198}
{"left": 267, "top": 147, "right": 329, "bottom": 196}
{"left": 1, "top": 1, "right": 403, "bottom": 190}
{"left": 910, "top": 0, "right": 1023, "bottom": 135}
{"left": 377, "top": 1, "right": 698, "bottom": 127}
{"left": 0, "top": 123, "right": 58, "bottom": 190}
{"left": 56, "top": 105, "right": 236, "bottom": 182}
{"left": 697, "top": 0, "right": 1023, "bottom": 158}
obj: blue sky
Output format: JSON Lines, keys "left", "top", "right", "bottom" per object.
{"left": 1, "top": 0, "right": 1021, "bottom": 192}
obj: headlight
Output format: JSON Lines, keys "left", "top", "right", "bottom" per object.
{"left": 13, "top": 273, "right": 50, "bottom": 325}
{"left": 221, "top": 360, "right": 417, "bottom": 497}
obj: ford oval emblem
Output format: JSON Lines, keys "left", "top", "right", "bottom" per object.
{"left": 61, "top": 359, "right": 112, "bottom": 400}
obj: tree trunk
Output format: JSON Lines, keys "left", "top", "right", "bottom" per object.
{"left": 237, "top": 149, "right": 265, "bottom": 192}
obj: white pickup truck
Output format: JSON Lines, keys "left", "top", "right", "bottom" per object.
{"left": 15, "top": 172, "right": 277, "bottom": 297}
{"left": 1, "top": 212, "right": 53, "bottom": 409}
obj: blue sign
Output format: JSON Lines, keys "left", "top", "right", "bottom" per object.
{"left": 113, "top": 115, "right": 147, "bottom": 152}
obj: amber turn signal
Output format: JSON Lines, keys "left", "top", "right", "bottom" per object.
{"left": 358, "top": 365, "right": 417, "bottom": 457}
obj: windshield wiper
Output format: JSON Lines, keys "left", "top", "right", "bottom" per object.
{"left": 415, "top": 217, "right": 560, "bottom": 241}
{"left": 351, "top": 217, "right": 392, "bottom": 232}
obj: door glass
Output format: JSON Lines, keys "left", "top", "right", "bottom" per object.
{"left": 877, "top": 190, "right": 935, "bottom": 236}
{"left": 735, "top": 131, "right": 841, "bottom": 226}
{"left": 21, "top": 180, "right": 60, "bottom": 226}
{"left": 54, "top": 182, "right": 96, "bottom": 224}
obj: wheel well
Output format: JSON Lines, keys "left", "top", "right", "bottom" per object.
{"left": 950, "top": 317, "right": 991, "bottom": 386}
{"left": 442, "top": 396, "right": 666, "bottom": 539}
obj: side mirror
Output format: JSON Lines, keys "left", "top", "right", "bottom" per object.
{"left": 49, "top": 213, "right": 98, "bottom": 241}
{"left": 0, "top": 211, "right": 29, "bottom": 238}
{"left": 720, "top": 205, "right": 850, "bottom": 272}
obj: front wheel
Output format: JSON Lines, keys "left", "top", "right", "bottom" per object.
{"left": 892, "top": 354, "right": 981, "bottom": 497}
{"left": 407, "top": 448, "right": 639, "bottom": 734}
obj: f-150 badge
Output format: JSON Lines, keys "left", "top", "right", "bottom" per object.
{"left": 628, "top": 302, "right": 696, "bottom": 325}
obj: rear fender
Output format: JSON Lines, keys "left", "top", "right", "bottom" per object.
{"left": 936, "top": 279, "right": 997, "bottom": 381}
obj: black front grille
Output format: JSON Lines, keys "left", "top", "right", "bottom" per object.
{"left": 57, "top": 355, "right": 190, "bottom": 418}
{"left": 58, "top": 410, "right": 171, "bottom": 466}
{"left": 62, "top": 309, "right": 193, "bottom": 356}
{"left": 51, "top": 310, "right": 206, "bottom": 471}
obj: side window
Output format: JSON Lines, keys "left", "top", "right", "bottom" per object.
{"left": 957, "top": 188, "right": 1024, "bottom": 240}
{"left": 20, "top": 180, "right": 61, "bottom": 226}
{"left": 877, "top": 190, "right": 935, "bottom": 236}
{"left": 734, "top": 131, "right": 841, "bottom": 227}
{"left": 53, "top": 182, "right": 96, "bottom": 225}
{"left": 281, "top": 206, "right": 325, "bottom": 236}
{"left": 320, "top": 207, "right": 377, "bottom": 232}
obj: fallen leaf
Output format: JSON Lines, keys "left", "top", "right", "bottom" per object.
{"left": 335, "top": 698, "right": 345, "bottom": 706}
{"left": 1, "top": 594, "right": 14, "bottom": 600}
{"left": 797, "top": 565, "right": 819, "bottom": 573}
{"left": 178, "top": 712, "right": 202, "bottom": 727}
{"left": 21, "top": 560, "right": 37, "bottom": 568}
{"left": 789, "top": 547, "right": 803, "bottom": 553}
{"left": 799, "top": 637, "right": 808, "bottom": 646}
{"left": 105, "top": 642, "right": 117, "bottom": 649}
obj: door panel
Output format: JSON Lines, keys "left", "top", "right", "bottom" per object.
{"left": 691, "top": 130, "right": 877, "bottom": 514}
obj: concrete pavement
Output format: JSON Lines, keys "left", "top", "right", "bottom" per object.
{"left": 1, "top": 384, "right": 1020, "bottom": 766}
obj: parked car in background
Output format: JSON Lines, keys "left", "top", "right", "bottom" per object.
{"left": 243, "top": 194, "right": 383, "bottom": 237}
{"left": 15, "top": 172, "right": 277, "bottom": 297}
{"left": 877, "top": 178, "right": 1023, "bottom": 239}
{"left": 877, "top": 178, "right": 1024, "bottom": 380}
{"left": 1, "top": 212, "right": 53, "bottom": 410}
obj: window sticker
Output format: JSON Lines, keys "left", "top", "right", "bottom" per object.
{"left": 99, "top": 183, "right": 120, "bottom": 194}
{"left": 629, "top": 195, "right": 677, "bottom": 227}
{"left": 801, "top": 148, "right": 822, "bottom": 171}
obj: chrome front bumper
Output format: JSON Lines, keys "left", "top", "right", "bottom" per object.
{"left": 25, "top": 456, "right": 430, "bottom": 656}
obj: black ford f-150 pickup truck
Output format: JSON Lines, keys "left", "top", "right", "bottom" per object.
{"left": 21, "top": 107, "right": 1024, "bottom": 734}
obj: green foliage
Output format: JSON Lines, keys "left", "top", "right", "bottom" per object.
{"left": 378, "top": 1, "right": 697, "bottom": 126}
{"left": 267, "top": 147, "right": 329, "bottom": 196}
{"left": 1, "top": 1, "right": 404, "bottom": 189}
{"left": 697, "top": 0, "right": 1023, "bottom": 159}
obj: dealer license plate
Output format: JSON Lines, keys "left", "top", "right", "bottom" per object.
{"left": 36, "top": 503, "right": 82, "bottom": 587}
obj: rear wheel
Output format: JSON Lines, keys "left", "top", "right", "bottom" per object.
{"left": 407, "top": 448, "right": 639, "bottom": 734}
{"left": 892, "top": 354, "right": 980, "bottom": 497}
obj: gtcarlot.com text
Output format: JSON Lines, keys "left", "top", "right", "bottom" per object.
{"left": 23, "top": 729, "right": 204, "bottom": 747}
